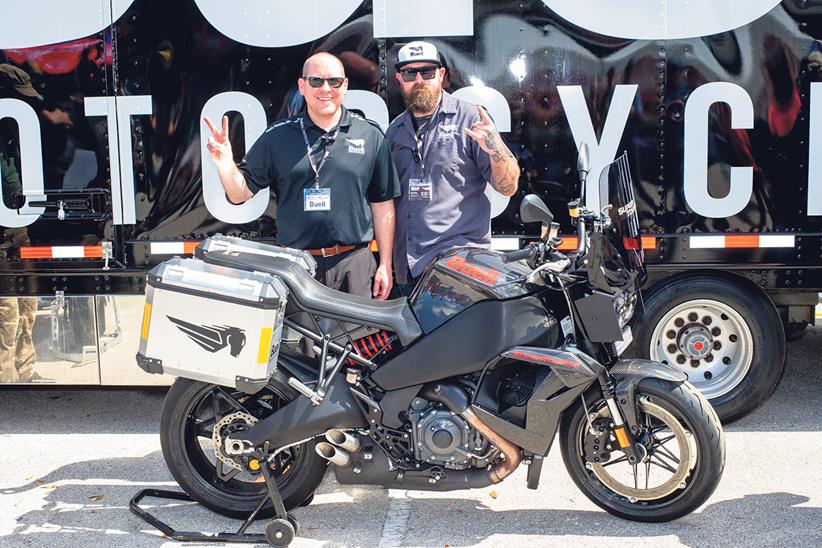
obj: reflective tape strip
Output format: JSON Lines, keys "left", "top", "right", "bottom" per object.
{"left": 759, "top": 235, "right": 796, "bottom": 248}
{"left": 689, "top": 236, "right": 725, "bottom": 249}
{"left": 690, "top": 235, "right": 795, "bottom": 249}
{"left": 150, "top": 241, "right": 200, "bottom": 255}
{"left": 490, "top": 237, "right": 520, "bottom": 250}
{"left": 20, "top": 245, "right": 103, "bottom": 259}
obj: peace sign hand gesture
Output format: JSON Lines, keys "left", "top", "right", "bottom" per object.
{"left": 463, "top": 105, "right": 502, "bottom": 159}
{"left": 203, "top": 115, "right": 234, "bottom": 168}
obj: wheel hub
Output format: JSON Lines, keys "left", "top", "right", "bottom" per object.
{"left": 212, "top": 411, "right": 258, "bottom": 471}
{"left": 679, "top": 325, "right": 712, "bottom": 360}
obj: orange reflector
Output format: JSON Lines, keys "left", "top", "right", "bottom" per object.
{"left": 369, "top": 240, "right": 378, "bottom": 252}
{"left": 183, "top": 241, "right": 200, "bottom": 254}
{"left": 557, "top": 237, "right": 578, "bottom": 250}
{"left": 641, "top": 236, "right": 656, "bottom": 249}
{"left": 725, "top": 234, "right": 760, "bottom": 248}
{"left": 140, "top": 303, "right": 152, "bottom": 341}
{"left": 614, "top": 426, "right": 631, "bottom": 449}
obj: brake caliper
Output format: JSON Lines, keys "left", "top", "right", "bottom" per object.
{"left": 584, "top": 417, "right": 614, "bottom": 464}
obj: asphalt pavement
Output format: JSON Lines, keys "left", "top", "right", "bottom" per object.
{"left": 1, "top": 328, "right": 821, "bottom": 547}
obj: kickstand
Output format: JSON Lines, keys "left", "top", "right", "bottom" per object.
{"left": 130, "top": 443, "right": 300, "bottom": 546}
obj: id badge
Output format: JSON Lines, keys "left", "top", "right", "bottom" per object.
{"left": 408, "top": 178, "right": 432, "bottom": 202}
{"left": 304, "top": 187, "right": 331, "bottom": 211}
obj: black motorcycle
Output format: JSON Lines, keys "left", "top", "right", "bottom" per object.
{"left": 144, "top": 147, "right": 724, "bottom": 545}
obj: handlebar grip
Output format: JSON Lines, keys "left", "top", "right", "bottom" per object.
{"left": 501, "top": 246, "right": 536, "bottom": 263}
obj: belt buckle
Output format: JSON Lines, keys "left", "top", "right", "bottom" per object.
{"left": 322, "top": 245, "right": 339, "bottom": 258}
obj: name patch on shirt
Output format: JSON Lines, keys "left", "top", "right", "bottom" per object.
{"left": 304, "top": 187, "right": 331, "bottom": 211}
{"left": 346, "top": 138, "right": 365, "bottom": 155}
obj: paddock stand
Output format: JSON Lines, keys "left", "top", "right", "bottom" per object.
{"left": 130, "top": 443, "right": 300, "bottom": 547}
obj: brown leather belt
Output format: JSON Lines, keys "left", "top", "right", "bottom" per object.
{"left": 304, "top": 244, "right": 359, "bottom": 257}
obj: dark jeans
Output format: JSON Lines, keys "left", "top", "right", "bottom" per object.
{"left": 395, "top": 268, "right": 420, "bottom": 298}
{"left": 312, "top": 246, "right": 376, "bottom": 297}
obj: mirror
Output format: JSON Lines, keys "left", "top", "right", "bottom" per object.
{"left": 520, "top": 194, "right": 554, "bottom": 225}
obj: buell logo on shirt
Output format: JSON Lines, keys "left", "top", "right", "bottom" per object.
{"left": 346, "top": 138, "right": 365, "bottom": 155}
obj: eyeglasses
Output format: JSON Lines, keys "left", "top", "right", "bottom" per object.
{"left": 302, "top": 76, "right": 346, "bottom": 88}
{"left": 399, "top": 66, "right": 438, "bottom": 82}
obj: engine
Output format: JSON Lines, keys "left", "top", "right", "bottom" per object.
{"left": 408, "top": 398, "right": 498, "bottom": 470}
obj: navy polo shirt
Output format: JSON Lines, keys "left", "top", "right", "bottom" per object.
{"left": 239, "top": 107, "right": 400, "bottom": 249}
{"left": 386, "top": 91, "right": 493, "bottom": 283}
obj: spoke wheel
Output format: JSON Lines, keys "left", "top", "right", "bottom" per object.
{"left": 589, "top": 397, "right": 696, "bottom": 501}
{"left": 560, "top": 379, "right": 725, "bottom": 522}
{"left": 160, "top": 378, "right": 327, "bottom": 519}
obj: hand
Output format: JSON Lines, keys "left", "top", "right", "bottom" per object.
{"left": 372, "top": 263, "right": 392, "bottom": 301}
{"left": 203, "top": 115, "right": 234, "bottom": 167}
{"left": 463, "top": 105, "right": 502, "bottom": 157}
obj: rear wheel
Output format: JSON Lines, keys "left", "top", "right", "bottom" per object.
{"left": 630, "top": 276, "right": 785, "bottom": 422}
{"left": 560, "top": 379, "right": 725, "bottom": 522}
{"left": 160, "top": 378, "right": 327, "bottom": 519}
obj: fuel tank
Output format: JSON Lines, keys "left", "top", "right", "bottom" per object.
{"left": 411, "top": 247, "right": 534, "bottom": 333}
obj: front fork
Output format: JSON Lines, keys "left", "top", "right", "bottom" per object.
{"left": 596, "top": 372, "right": 644, "bottom": 463}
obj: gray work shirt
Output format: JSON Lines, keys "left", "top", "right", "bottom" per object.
{"left": 386, "top": 91, "right": 492, "bottom": 283}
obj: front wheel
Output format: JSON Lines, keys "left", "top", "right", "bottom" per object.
{"left": 559, "top": 379, "right": 725, "bottom": 522}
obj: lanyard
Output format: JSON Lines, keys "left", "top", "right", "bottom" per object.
{"left": 299, "top": 115, "right": 339, "bottom": 189}
{"left": 409, "top": 105, "right": 439, "bottom": 178}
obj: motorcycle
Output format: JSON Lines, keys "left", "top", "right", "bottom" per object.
{"left": 135, "top": 146, "right": 724, "bottom": 546}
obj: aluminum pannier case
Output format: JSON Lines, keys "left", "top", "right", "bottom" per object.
{"left": 136, "top": 258, "right": 287, "bottom": 393}
{"left": 195, "top": 235, "right": 317, "bottom": 276}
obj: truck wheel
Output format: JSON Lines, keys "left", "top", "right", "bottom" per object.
{"left": 630, "top": 276, "right": 785, "bottom": 423}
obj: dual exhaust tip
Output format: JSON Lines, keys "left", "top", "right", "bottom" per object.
{"left": 315, "top": 429, "right": 361, "bottom": 467}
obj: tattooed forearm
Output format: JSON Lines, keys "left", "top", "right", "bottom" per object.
{"left": 486, "top": 131, "right": 519, "bottom": 196}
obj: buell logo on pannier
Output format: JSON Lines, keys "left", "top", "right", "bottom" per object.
{"left": 168, "top": 316, "right": 246, "bottom": 357}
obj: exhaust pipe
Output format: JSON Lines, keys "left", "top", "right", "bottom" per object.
{"left": 461, "top": 407, "right": 521, "bottom": 484}
{"left": 315, "top": 441, "right": 351, "bottom": 467}
{"left": 325, "top": 429, "right": 361, "bottom": 453}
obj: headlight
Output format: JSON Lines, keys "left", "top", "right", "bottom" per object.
{"left": 614, "top": 290, "right": 637, "bottom": 327}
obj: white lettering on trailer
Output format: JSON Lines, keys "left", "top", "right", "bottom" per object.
{"left": 200, "top": 92, "right": 269, "bottom": 224}
{"left": 558, "top": 85, "right": 638, "bottom": 211}
{"left": 373, "top": 0, "right": 473, "bottom": 38}
{"left": 684, "top": 82, "right": 754, "bottom": 219}
{"left": 541, "top": 0, "right": 781, "bottom": 40}
{"left": 452, "top": 85, "right": 513, "bottom": 217}
{"left": 84, "top": 96, "right": 152, "bottom": 225}
{"left": 193, "top": 0, "right": 362, "bottom": 48}
{"left": 807, "top": 82, "right": 822, "bottom": 216}
{"left": 0, "top": 98, "right": 45, "bottom": 228}
{"left": 0, "top": 0, "right": 131, "bottom": 49}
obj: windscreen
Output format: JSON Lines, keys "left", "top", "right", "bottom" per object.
{"left": 599, "top": 152, "right": 645, "bottom": 274}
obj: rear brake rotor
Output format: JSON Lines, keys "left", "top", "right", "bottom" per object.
{"left": 212, "top": 411, "right": 258, "bottom": 471}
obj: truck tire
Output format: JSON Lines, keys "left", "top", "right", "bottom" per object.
{"left": 629, "top": 276, "right": 785, "bottom": 423}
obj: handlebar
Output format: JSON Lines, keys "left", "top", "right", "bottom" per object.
{"left": 501, "top": 245, "right": 536, "bottom": 263}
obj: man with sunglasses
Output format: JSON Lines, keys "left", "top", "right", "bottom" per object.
{"left": 203, "top": 52, "right": 400, "bottom": 299}
{"left": 386, "top": 41, "right": 520, "bottom": 295}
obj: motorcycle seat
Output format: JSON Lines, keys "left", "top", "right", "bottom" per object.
{"left": 199, "top": 250, "right": 423, "bottom": 345}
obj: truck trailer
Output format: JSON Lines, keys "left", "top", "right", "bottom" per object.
{"left": 1, "top": 0, "right": 820, "bottom": 422}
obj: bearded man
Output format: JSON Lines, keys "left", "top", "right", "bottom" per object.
{"left": 385, "top": 41, "right": 520, "bottom": 295}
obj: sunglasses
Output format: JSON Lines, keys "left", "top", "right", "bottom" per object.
{"left": 302, "top": 76, "right": 346, "bottom": 88}
{"left": 399, "top": 66, "right": 439, "bottom": 82}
